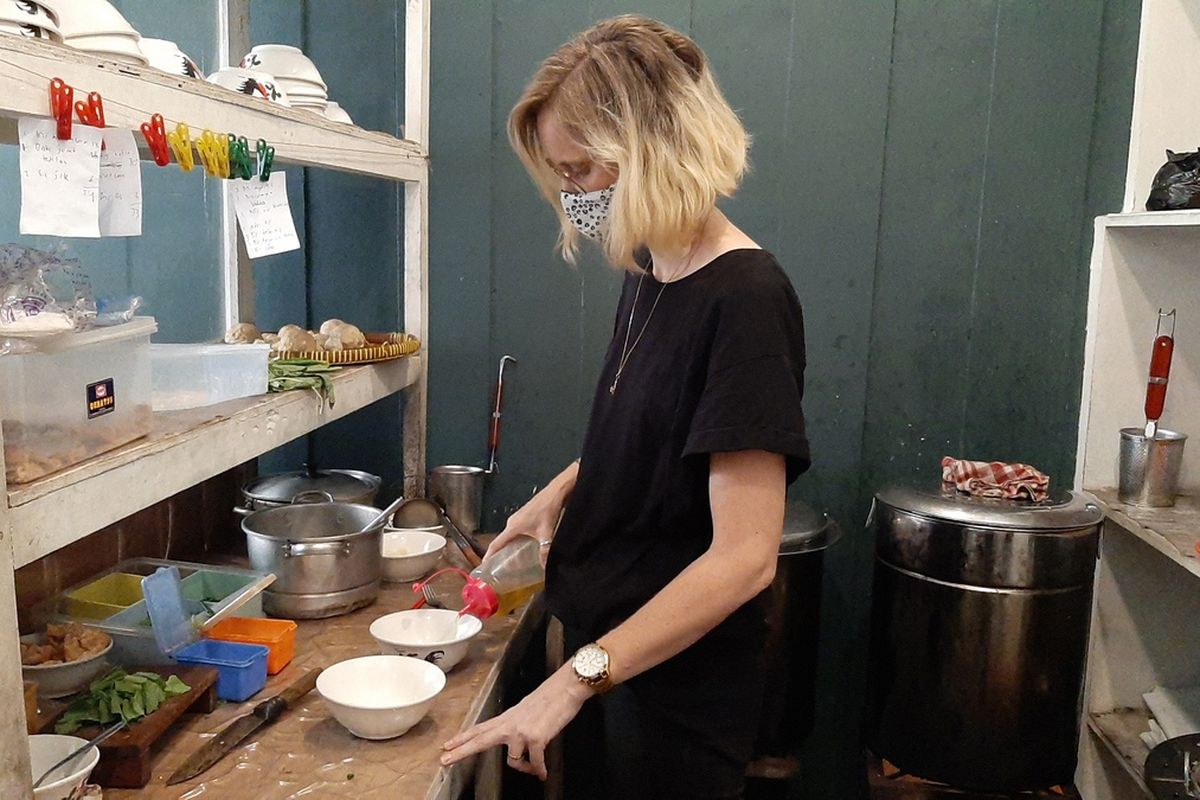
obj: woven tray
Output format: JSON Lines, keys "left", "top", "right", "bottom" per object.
{"left": 271, "top": 332, "right": 421, "bottom": 365}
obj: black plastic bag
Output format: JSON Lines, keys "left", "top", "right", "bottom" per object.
{"left": 1147, "top": 148, "right": 1200, "bottom": 210}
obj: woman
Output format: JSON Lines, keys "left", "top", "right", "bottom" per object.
{"left": 441, "top": 15, "right": 809, "bottom": 800}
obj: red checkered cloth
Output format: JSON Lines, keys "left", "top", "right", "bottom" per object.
{"left": 941, "top": 456, "right": 1050, "bottom": 502}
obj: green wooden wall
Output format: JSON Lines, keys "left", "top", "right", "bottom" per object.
{"left": 423, "top": 2, "right": 1142, "bottom": 796}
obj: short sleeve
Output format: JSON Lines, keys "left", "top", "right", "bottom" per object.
{"left": 682, "top": 259, "right": 811, "bottom": 483}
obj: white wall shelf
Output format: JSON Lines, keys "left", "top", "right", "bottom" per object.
{"left": 1075, "top": 4, "right": 1200, "bottom": 798}
{"left": 0, "top": 1, "right": 431, "bottom": 795}
{"left": 8, "top": 356, "right": 421, "bottom": 570}
{"left": 1086, "top": 710, "right": 1152, "bottom": 799}
{"left": 1088, "top": 489, "right": 1200, "bottom": 581}
{"left": 0, "top": 35, "right": 425, "bottom": 181}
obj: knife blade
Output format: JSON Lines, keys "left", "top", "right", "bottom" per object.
{"left": 166, "top": 667, "right": 322, "bottom": 786}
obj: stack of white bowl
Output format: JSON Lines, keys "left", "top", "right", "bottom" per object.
{"left": 207, "top": 67, "right": 291, "bottom": 107}
{"left": 141, "top": 37, "right": 203, "bottom": 79}
{"left": 0, "top": 0, "right": 63, "bottom": 42}
{"left": 52, "top": 0, "right": 146, "bottom": 65}
{"left": 242, "top": 44, "right": 355, "bottom": 124}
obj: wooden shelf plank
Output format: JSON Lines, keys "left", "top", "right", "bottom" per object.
{"left": 1086, "top": 709, "right": 1153, "bottom": 798}
{"left": 1100, "top": 210, "right": 1200, "bottom": 229}
{"left": 7, "top": 356, "right": 421, "bottom": 568}
{"left": 0, "top": 36, "right": 425, "bottom": 181}
{"left": 1089, "top": 488, "right": 1200, "bottom": 580}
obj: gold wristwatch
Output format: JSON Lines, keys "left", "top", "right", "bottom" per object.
{"left": 571, "top": 643, "right": 613, "bottom": 694}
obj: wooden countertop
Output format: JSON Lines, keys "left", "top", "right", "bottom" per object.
{"left": 104, "top": 575, "right": 545, "bottom": 800}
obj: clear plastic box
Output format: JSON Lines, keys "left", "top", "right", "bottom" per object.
{"left": 150, "top": 343, "right": 270, "bottom": 411}
{"left": 0, "top": 317, "right": 156, "bottom": 484}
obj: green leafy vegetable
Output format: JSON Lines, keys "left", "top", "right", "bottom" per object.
{"left": 268, "top": 358, "right": 341, "bottom": 408}
{"left": 55, "top": 669, "right": 190, "bottom": 734}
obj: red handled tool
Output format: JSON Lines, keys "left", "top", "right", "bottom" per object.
{"left": 487, "top": 355, "right": 517, "bottom": 474}
{"left": 1144, "top": 308, "right": 1176, "bottom": 439}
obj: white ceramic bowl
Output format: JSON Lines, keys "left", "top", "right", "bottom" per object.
{"left": 20, "top": 633, "right": 113, "bottom": 699}
{"left": 241, "top": 43, "right": 326, "bottom": 88}
{"left": 324, "top": 101, "right": 354, "bottom": 125}
{"left": 140, "top": 37, "right": 203, "bottom": 79}
{"left": 0, "top": 1, "right": 60, "bottom": 34}
{"left": 317, "top": 655, "right": 445, "bottom": 739}
{"left": 48, "top": 0, "right": 136, "bottom": 38}
{"left": 28, "top": 734, "right": 100, "bottom": 800}
{"left": 207, "top": 67, "right": 290, "bottom": 106}
{"left": 369, "top": 609, "right": 482, "bottom": 673}
{"left": 380, "top": 528, "right": 445, "bottom": 582}
{"left": 0, "top": 20, "right": 60, "bottom": 41}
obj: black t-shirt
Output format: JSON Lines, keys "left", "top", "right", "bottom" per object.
{"left": 546, "top": 248, "right": 809, "bottom": 746}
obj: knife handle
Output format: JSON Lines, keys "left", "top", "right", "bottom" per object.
{"left": 252, "top": 668, "right": 322, "bottom": 724}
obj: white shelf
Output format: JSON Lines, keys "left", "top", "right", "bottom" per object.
{"left": 1101, "top": 210, "right": 1200, "bottom": 229}
{"left": 7, "top": 355, "right": 421, "bottom": 569}
{"left": 1087, "top": 709, "right": 1153, "bottom": 798}
{"left": 0, "top": 36, "right": 426, "bottom": 181}
{"left": 1089, "top": 488, "right": 1200, "bottom": 580}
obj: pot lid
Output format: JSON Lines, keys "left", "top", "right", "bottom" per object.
{"left": 780, "top": 498, "right": 842, "bottom": 554}
{"left": 874, "top": 484, "right": 1103, "bottom": 530}
{"left": 243, "top": 466, "right": 381, "bottom": 503}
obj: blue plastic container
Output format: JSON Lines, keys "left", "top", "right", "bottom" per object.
{"left": 175, "top": 639, "right": 269, "bottom": 702}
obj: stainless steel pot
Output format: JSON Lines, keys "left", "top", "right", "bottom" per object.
{"left": 865, "top": 485, "right": 1102, "bottom": 792}
{"left": 242, "top": 502, "right": 384, "bottom": 599}
{"left": 236, "top": 466, "right": 381, "bottom": 515}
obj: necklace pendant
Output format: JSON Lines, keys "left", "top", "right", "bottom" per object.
{"left": 608, "top": 380, "right": 617, "bottom": 396}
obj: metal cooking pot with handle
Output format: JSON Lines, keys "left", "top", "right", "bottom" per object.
{"left": 242, "top": 502, "right": 384, "bottom": 596}
{"left": 235, "top": 466, "right": 381, "bottom": 515}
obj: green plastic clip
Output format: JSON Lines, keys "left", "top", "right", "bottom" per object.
{"left": 256, "top": 138, "right": 276, "bottom": 182}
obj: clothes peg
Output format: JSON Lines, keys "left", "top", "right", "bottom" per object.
{"left": 256, "top": 138, "right": 276, "bottom": 181}
{"left": 234, "top": 135, "right": 253, "bottom": 180}
{"left": 167, "top": 122, "right": 194, "bottom": 172}
{"left": 140, "top": 113, "right": 170, "bottom": 166}
{"left": 74, "top": 91, "right": 105, "bottom": 149}
{"left": 214, "top": 133, "right": 230, "bottom": 179}
{"left": 196, "top": 129, "right": 218, "bottom": 177}
{"left": 49, "top": 77, "right": 73, "bottom": 140}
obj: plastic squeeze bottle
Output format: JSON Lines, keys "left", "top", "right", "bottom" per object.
{"left": 413, "top": 535, "right": 545, "bottom": 619}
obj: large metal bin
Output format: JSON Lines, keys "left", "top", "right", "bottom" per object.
{"left": 864, "top": 486, "right": 1102, "bottom": 792}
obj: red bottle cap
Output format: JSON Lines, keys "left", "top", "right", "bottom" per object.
{"left": 461, "top": 579, "right": 499, "bottom": 619}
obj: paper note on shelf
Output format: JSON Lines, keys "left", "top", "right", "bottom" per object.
{"left": 99, "top": 129, "right": 143, "bottom": 237}
{"left": 18, "top": 117, "right": 102, "bottom": 237}
{"left": 231, "top": 171, "right": 301, "bottom": 259}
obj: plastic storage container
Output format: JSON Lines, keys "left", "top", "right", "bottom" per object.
{"left": 174, "top": 639, "right": 269, "bottom": 701}
{"left": 143, "top": 567, "right": 268, "bottom": 701}
{"left": 203, "top": 617, "right": 297, "bottom": 674}
{"left": 0, "top": 317, "right": 156, "bottom": 484}
{"left": 63, "top": 573, "right": 145, "bottom": 620}
{"left": 39, "top": 559, "right": 274, "bottom": 666}
{"left": 150, "top": 343, "right": 270, "bottom": 411}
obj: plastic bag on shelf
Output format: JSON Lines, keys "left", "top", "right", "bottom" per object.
{"left": 95, "top": 295, "right": 144, "bottom": 327}
{"left": 1147, "top": 148, "right": 1200, "bottom": 211}
{"left": 0, "top": 245, "right": 96, "bottom": 337}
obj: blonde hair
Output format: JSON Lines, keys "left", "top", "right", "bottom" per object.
{"left": 508, "top": 15, "right": 749, "bottom": 268}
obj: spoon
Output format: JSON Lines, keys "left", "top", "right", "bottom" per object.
{"left": 33, "top": 719, "right": 125, "bottom": 789}
{"left": 357, "top": 496, "right": 407, "bottom": 534}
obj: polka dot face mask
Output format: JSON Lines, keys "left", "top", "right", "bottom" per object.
{"left": 560, "top": 185, "right": 615, "bottom": 240}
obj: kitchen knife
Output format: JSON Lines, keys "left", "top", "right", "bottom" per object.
{"left": 166, "top": 668, "right": 322, "bottom": 786}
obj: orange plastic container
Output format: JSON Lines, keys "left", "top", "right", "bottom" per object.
{"left": 203, "top": 617, "right": 297, "bottom": 674}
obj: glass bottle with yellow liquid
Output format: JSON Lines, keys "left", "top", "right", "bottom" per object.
{"left": 414, "top": 535, "right": 545, "bottom": 619}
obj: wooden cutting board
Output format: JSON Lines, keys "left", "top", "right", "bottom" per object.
{"left": 36, "top": 665, "right": 219, "bottom": 788}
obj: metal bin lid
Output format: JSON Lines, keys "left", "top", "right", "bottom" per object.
{"left": 780, "top": 498, "right": 842, "bottom": 555}
{"left": 874, "top": 485, "right": 1102, "bottom": 530}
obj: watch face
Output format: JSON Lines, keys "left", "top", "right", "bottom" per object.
{"left": 574, "top": 645, "right": 608, "bottom": 679}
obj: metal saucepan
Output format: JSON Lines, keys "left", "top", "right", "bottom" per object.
{"left": 242, "top": 502, "right": 385, "bottom": 596}
{"left": 235, "top": 466, "right": 381, "bottom": 515}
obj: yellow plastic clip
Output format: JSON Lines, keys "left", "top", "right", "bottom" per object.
{"left": 166, "top": 122, "right": 194, "bottom": 172}
{"left": 214, "top": 133, "right": 230, "bottom": 179}
{"left": 197, "top": 129, "right": 219, "bottom": 177}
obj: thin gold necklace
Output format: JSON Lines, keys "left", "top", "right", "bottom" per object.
{"left": 609, "top": 238, "right": 702, "bottom": 396}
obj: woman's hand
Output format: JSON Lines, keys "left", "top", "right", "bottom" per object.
{"left": 440, "top": 664, "right": 592, "bottom": 780}
{"left": 485, "top": 461, "right": 578, "bottom": 567}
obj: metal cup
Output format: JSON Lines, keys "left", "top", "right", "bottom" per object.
{"left": 1118, "top": 428, "right": 1187, "bottom": 507}
{"left": 429, "top": 465, "right": 486, "bottom": 534}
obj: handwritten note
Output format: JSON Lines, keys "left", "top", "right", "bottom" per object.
{"left": 99, "top": 129, "right": 143, "bottom": 237}
{"left": 231, "top": 171, "right": 301, "bottom": 259}
{"left": 19, "top": 118, "right": 102, "bottom": 237}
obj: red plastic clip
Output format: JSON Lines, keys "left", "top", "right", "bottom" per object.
{"left": 75, "top": 92, "right": 105, "bottom": 149}
{"left": 49, "top": 77, "right": 73, "bottom": 140}
{"left": 140, "top": 113, "right": 170, "bottom": 166}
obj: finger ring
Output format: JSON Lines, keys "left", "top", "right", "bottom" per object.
{"left": 507, "top": 752, "right": 524, "bottom": 761}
